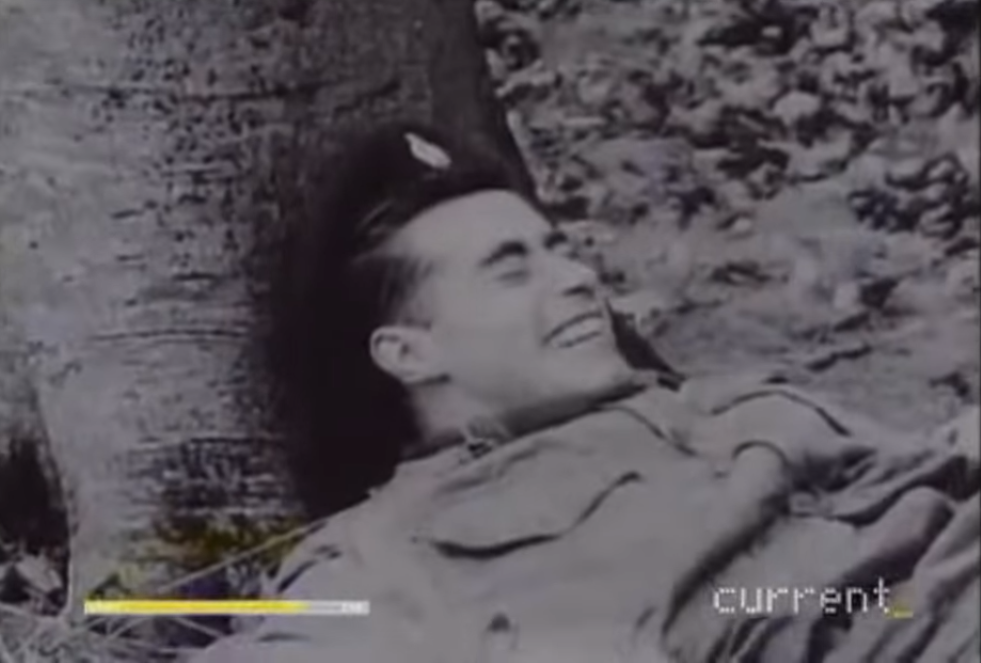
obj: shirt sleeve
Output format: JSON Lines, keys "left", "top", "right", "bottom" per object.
{"left": 688, "top": 382, "right": 860, "bottom": 481}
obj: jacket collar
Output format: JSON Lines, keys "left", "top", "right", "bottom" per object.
{"left": 400, "top": 373, "right": 666, "bottom": 464}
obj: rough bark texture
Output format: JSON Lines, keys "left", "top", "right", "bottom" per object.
{"left": 0, "top": 0, "right": 521, "bottom": 610}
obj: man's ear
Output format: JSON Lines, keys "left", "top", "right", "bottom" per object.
{"left": 369, "top": 325, "right": 442, "bottom": 385}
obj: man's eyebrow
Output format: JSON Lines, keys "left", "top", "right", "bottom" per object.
{"left": 543, "top": 228, "right": 570, "bottom": 249}
{"left": 477, "top": 229, "right": 569, "bottom": 269}
{"left": 479, "top": 240, "right": 528, "bottom": 269}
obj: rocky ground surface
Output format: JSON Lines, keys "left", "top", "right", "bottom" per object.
{"left": 477, "top": 0, "right": 979, "bottom": 431}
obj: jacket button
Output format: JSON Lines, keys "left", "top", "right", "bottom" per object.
{"left": 480, "top": 611, "right": 518, "bottom": 662}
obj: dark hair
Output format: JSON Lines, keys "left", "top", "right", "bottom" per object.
{"left": 269, "top": 121, "right": 526, "bottom": 516}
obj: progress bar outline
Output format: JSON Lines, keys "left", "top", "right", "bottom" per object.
{"left": 84, "top": 599, "right": 371, "bottom": 616}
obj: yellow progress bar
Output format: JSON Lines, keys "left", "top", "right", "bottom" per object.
{"left": 84, "top": 600, "right": 370, "bottom": 616}
{"left": 888, "top": 608, "right": 914, "bottom": 620}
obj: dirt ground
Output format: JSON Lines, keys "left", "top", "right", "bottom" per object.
{"left": 481, "top": 0, "right": 980, "bottom": 431}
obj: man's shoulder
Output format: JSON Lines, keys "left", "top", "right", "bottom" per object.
{"left": 674, "top": 369, "right": 789, "bottom": 413}
{"left": 269, "top": 469, "right": 440, "bottom": 598}
{"left": 278, "top": 475, "right": 435, "bottom": 588}
{"left": 674, "top": 369, "right": 859, "bottom": 428}
{"left": 185, "top": 509, "right": 391, "bottom": 663}
{"left": 614, "top": 369, "right": 799, "bottom": 419}
{"left": 620, "top": 370, "right": 901, "bottom": 450}
{"left": 265, "top": 508, "right": 365, "bottom": 598}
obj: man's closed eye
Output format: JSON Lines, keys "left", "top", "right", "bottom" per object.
{"left": 497, "top": 259, "right": 531, "bottom": 283}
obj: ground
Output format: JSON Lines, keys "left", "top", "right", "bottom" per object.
{"left": 481, "top": 0, "right": 979, "bottom": 431}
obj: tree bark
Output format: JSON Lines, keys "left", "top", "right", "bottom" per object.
{"left": 0, "top": 0, "right": 524, "bottom": 611}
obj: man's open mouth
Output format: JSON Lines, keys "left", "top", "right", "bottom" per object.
{"left": 546, "top": 311, "right": 607, "bottom": 348}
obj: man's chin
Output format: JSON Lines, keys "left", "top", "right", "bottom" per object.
{"left": 551, "top": 355, "right": 634, "bottom": 398}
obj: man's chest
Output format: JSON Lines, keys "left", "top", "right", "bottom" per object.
{"left": 354, "top": 406, "right": 864, "bottom": 658}
{"left": 359, "top": 427, "right": 725, "bottom": 651}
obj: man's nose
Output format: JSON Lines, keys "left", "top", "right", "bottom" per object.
{"left": 548, "top": 252, "right": 600, "bottom": 296}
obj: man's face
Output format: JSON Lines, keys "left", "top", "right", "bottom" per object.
{"left": 395, "top": 190, "right": 632, "bottom": 414}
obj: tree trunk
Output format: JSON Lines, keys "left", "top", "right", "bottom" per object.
{"left": 0, "top": 0, "right": 524, "bottom": 611}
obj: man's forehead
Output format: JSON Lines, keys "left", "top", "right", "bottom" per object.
{"left": 396, "top": 190, "right": 552, "bottom": 264}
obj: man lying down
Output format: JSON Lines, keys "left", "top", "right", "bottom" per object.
{"left": 191, "top": 122, "right": 980, "bottom": 663}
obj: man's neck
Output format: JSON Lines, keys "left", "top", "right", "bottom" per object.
{"left": 402, "top": 375, "right": 653, "bottom": 462}
{"left": 409, "top": 386, "right": 501, "bottom": 443}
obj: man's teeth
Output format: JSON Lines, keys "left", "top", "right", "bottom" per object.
{"left": 556, "top": 316, "right": 604, "bottom": 343}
